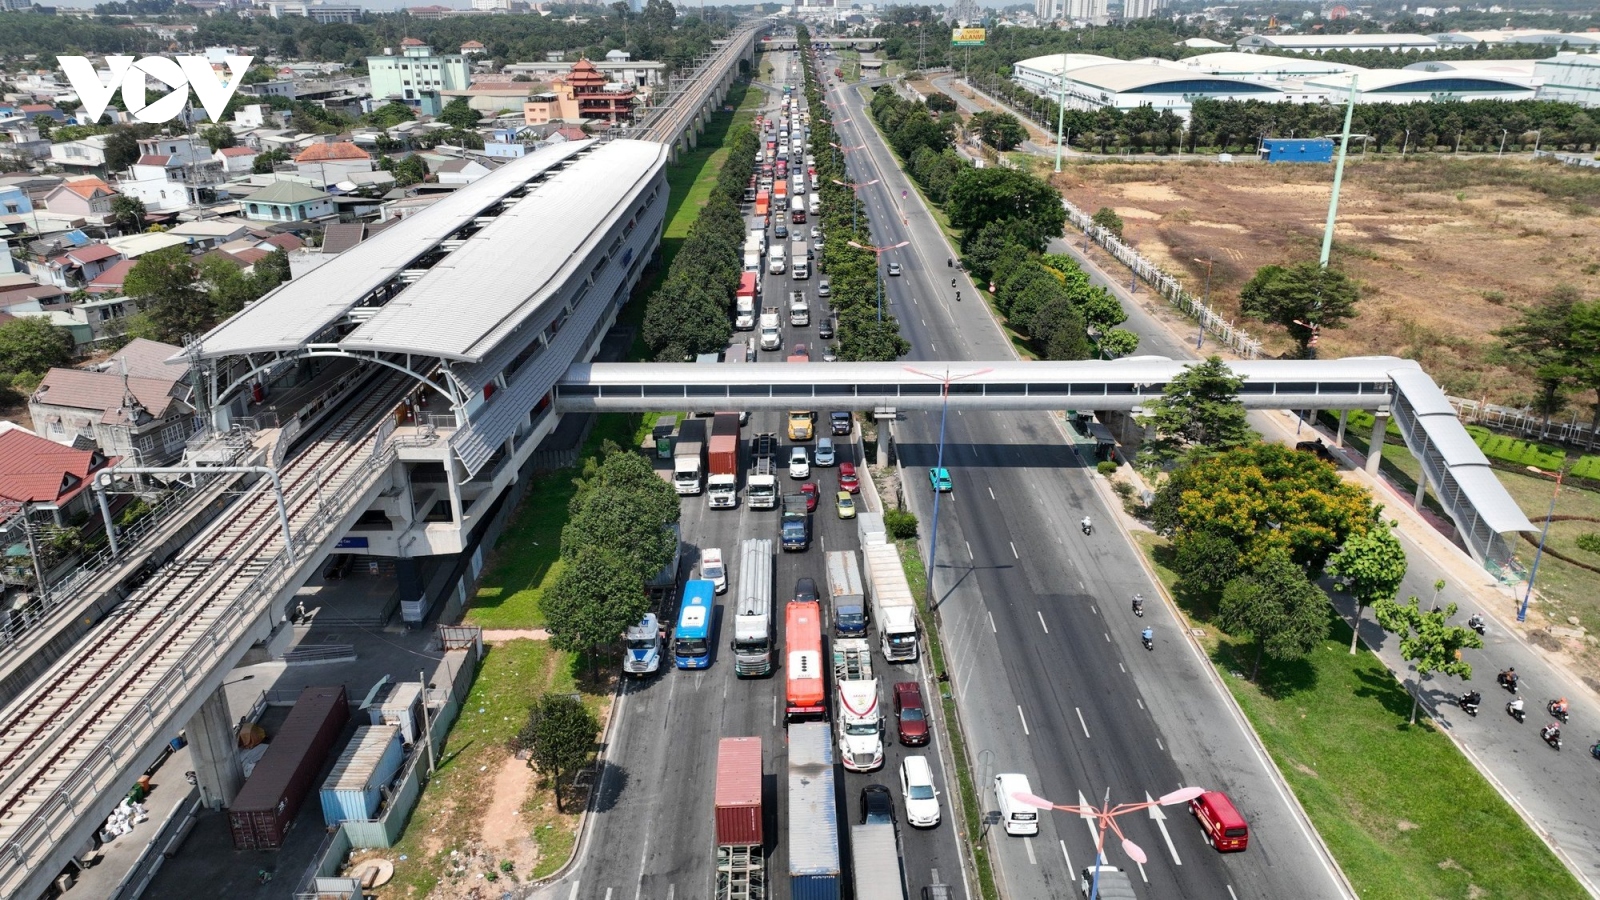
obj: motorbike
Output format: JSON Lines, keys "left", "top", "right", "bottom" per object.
{"left": 1497, "top": 671, "right": 1519, "bottom": 693}
{"left": 1467, "top": 614, "right": 1486, "bottom": 635}
{"left": 1542, "top": 726, "right": 1562, "bottom": 751}
{"left": 1141, "top": 630, "right": 1154, "bottom": 651}
{"left": 1506, "top": 700, "right": 1526, "bottom": 723}
{"left": 1591, "top": 741, "right": 1600, "bottom": 760}
{"left": 1081, "top": 520, "right": 1093, "bottom": 536}
{"left": 1548, "top": 700, "right": 1570, "bottom": 724}
{"left": 1132, "top": 595, "right": 1144, "bottom": 618}
{"left": 947, "top": 257, "right": 953, "bottom": 267}
{"left": 951, "top": 278, "right": 957, "bottom": 288}
{"left": 955, "top": 291, "right": 961, "bottom": 302}
{"left": 1457, "top": 693, "right": 1480, "bottom": 717}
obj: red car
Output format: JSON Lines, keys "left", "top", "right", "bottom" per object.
{"left": 838, "top": 462, "right": 859, "bottom": 494}
{"left": 894, "top": 682, "right": 929, "bottom": 746}
{"left": 801, "top": 482, "right": 819, "bottom": 511}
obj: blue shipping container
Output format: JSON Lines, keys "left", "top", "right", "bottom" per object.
{"left": 319, "top": 725, "right": 405, "bottom": 826}
{"left": 788, "top": 721, "right": 840, "bottom": 900}
{"left": 1260, "top": 138, "right": 1334, "bottom": 163}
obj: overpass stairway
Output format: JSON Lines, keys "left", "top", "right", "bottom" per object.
{"left": 0, "top": 369, "right": 415, "bottom": 897}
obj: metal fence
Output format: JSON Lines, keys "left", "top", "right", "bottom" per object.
{"left": 1449, "top": 398, "right": 1600, "bottom": 453}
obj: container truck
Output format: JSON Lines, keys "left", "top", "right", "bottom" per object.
{"left": 646, "top": 523, "right": 682, "bottom": 606}
{"left": 748, "top": 224, "right": 768, "bottom": 253}
{"left": 743, "top": 236, "right": 762, "bottom": 273}
{"left": 716, "top": 737, "right": 766, "bottom": 900}
{"left": 774, "top": 181, "right": 788, "bottom": 211}
{"left": 759, "top": 307, "right": 782, "bottom": 350}
{"left": 788, "top": 290, "right": 810, "bottom": 326}
{"left": 749, "top": 434, "right": 779, "bottom": 509}
{"left": 733, "top": 538, "right": 775, "bottom": 676}
{"left": 825, "top": 550, "right": 867, "bottom": 637}
{"left": 708, "top": 412, "right": 741, "bottom": 509}
{"left": 229, "top": 685, "right": 350, "bottom": 850}
{"left": 788, "top": 722, "right": 840, "bottom": 900}
{"left": 623, "top": 612, "right": 664, "bottom": 676}
{"left": 863, "top": 542, "right": 919, "bottom": 662}
{"left": 833, "top": 637, "right": 883, "bottom": 772}
{"left": 319, "top": 725, "right": 405, "bottom": 826}
{"left": 735, "top": 272, "right": 758, "bottom": 330}
{"left": 674, "top": 418, "right": 707, "bottom": 495}
{"left": 792, "top": 240, "right": 810, "bottom": 279}
{"left": 850, "top": 823, "right": 908, "bottom": 900}
{"left": 754, "top": 191, "right": 769, "bottom": 219}
{"left": 781, "top": 493, "right": 811, "bottom": 551}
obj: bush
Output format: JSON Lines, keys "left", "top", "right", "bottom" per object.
{"left": 1577, "top": 533, "right": 1600, "bottom": 555}
{"left": 1566, "top": 455, "right": 1600, "bottom": 481}
{"left": 885, "top": 507, "right": 918, "bottom": 539}
{"left": 1097, "top": 460, "right": 1119, "bottom": 476}
{"left": 1465, "top": 426, "right": 1567, "bottom": 470}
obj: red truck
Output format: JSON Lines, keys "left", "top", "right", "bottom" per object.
{"left": 707, "top": 411, "right": 740, "bottom": 509}
{"left": 715, "top": 737, "right": 763, "bottom": 899}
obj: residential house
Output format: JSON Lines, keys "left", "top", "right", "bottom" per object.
{"left": 0, "top": 184, "right": 32, "bottom": 217}
{"left": 294, "top": 140, "right": 374, "bottom": 187}
{"left": 86, "top": 259, "right": 136, "bottom": 295}
{"left": 47, "top": 135, "right": 113, "bottom": 174}
{"left": 242, "top": 180, "right": 334, "bottom": 222}
{"left": 16, "top": 104, "right": 64, "bottom": 123}
{"left": 117, "top": 139, "right": 226, "bottom": 213}
{"left": 68, "top": 294, "right": 140, "bottom": 343}
{"left": 102, "top": 231, "right": 191, "bottom": 261}
{"left": 461, "top": 40, "right": 486, "bottom": 55}
{"left": 215, "top": 146, "right": 259, "bottom": 173}
{"left": 29, "top": 339, "right": 195, "bottom": 466}
{"left": 42, "top": 177, "right": 116, "bottom": 222}
{"left": 367, "top": 40, "right": 472, "bottom": 116}
{"left": 165, "top": 219, "right": 253, "bottom": 249}
{"left": 28, "top": 243, "right": 123, "bottom": 289}
{"left": 434, "top": 157, "right": 497, "bottom": 184}
{"left": 0, "top": 424, "right": 117, "bottom": 526}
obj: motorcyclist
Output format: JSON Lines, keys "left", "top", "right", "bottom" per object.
{"left": 1081, "top": 516, "right": 1092, "bottom": 534}
{"left": 1141, "top": 626, "right": 1153, "bottom": 645}
{"left": 947, "top": 256, "right": 953, "bottom": 267}
{"left": 1461, "top": 690, "right": 1481, "bottom": 708}
{"left": 1552, "top": 697, "right": 1569, "bottom": 717}
{"left": 1499, "top": 667, "right": 1518, "bottom": 688}
{"left": 1542, "top": 722, "right": 1561, "bottom": 741}
{"left": 951, "top": 277, "right": 957, "bottom": 287}
{"left": 1132, "top": 594, "right": 1144, "bottom": 613}
{"left": 955, "top": 290, "right": 960, "bottom": 301}
{"left": 1509, "top": 696, "right": 1525, "bottom": 714}
{"left": 1467, "top": 613, "right": 1484, "bottom": 629}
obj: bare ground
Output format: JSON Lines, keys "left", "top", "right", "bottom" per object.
{"left": 1054, "top": 157, "right": 1600, "bottom": 406}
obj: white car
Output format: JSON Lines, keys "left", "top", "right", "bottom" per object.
{"left": 900, "top": 756, "right": 941, "bottom": 828}
{"left": 788, "top": 446, "right": 811, "bottom": 480}
{"left": 810, "top": 226, "right": 821, "bottom": 240}
{"left": 701, "top": 547, "right": 727, "bottom": 594}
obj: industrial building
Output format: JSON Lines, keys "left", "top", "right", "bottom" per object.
{"left": 1535, "top": 53, "right": 1600, "bottom": 107}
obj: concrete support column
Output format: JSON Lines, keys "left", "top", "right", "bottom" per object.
{"left": 444, "top": 457, "right": 463, "bottom": 525}
{"left": 1364, "top": 410, "right": 1390, "bottom": 475}
{"left": 186, "top": 685, "right": 241, "bottom": 810}
{"left": 877, "top": 420, "right": 889, "bottom": 468}
{"left": 1414, "top": 470, "right": 1427, "bottom": 509}
{"left": 396, "top": 557, "right": 424, "bottom": 615}
{"left": 1335, "top": 410, "right": 1348, "bottom": 447}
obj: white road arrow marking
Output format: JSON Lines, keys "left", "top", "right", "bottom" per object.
{"left": 1146, "top": 791, "right": 1182, "bottom": 865}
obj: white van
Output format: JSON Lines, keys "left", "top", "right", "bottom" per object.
{"left": 993, "top": 773, "right": 1041, "bottom": 835}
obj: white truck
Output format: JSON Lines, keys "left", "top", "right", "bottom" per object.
{"left": 759, "top": 306, "right": 782, "bottom": 351}
{"left": 748, "top": 433, "right": 779, "bottom": 509}
{"left": 622, "top": 613, "right": 663, "bottom": 676}
{"left": 863, "top": 542, "right": 919, "bottom": 662}
{"left": 673, "top": 418, "right": 706, "bottom": 495}
{"left": 748, "top": 226, "right": 767, "bottom": 254}
{"left": 733, "top": 538, "right": 775, "bottom": 677}
{"left": 791, "top": 240, "right": 809, "bottom": 279}
{"left": 833, "top": 637, "right": 883, "bottom": 772}
{"left": 1079, "top": 866, "right": 1136, "bottom": 899}
{"left": 788, "top": 290, "right": 809, "bottom": 327}
{"left": 743, "top": 234, "right": 763, "bottom": 272}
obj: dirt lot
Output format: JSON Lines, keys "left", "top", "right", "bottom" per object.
{"left": 1054, "top": 156, "right": 1600, "bottom": 405}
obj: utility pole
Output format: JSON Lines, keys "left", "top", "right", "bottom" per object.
{"left": 1054, "top": 52, "right": 1067, "bottom": 172}
{"left": 419, "top": 671, "right": 437, "bottom": 774}
{"left": 1319, "top": 74, "right": 1357, "bottom": 269}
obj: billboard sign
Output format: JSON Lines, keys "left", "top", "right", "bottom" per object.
{"left": 951, "top": 28, "right": 987, "bottom": 46}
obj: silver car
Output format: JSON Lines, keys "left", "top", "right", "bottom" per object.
{"left": 815, "top": 437, "right": 836, "bottom": 467}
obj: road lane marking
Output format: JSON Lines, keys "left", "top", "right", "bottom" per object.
{"left": 773, "top": 695, "right": 778, "bottom": 728}
{"left": 1136, "top": 698, "right": 1144, "bottom": 710}
{"left": 1146, "top": 792, "right": 1183, "bottom": 866}
{"left": 988, "top": 487, "right": 996, "bottom": 500}
{"left": 1025, "top": 836, "right": 1038, "bottom": 865}
{"left": 922, "top": 318, "right": 927, "bottom": 327}
{"left": 965, "top": 540, "right": 973, "bottom": 559}
{"left": 1076, "top": 707, "right": 1090, "bottom": 738}
{"left": 568, "top": 883, "right": 580, "bottom": 900}
{"left": 1010, "top": 541, "right": 1019, "bottom": 558}
{"left": 1038, "top": 611, "right": 1049, "bottom": 633}
{"left": 1228, "top": 887, "right": 1240, "bottom": 900}
{"left": 988, "top": 611, "right": 996, "bottom": 633}
{"left": 1104, "top": 632, "right": 1109, "bottom": 642}
{"left": 1137, "top": 859, "right": 1148, "bottom": 882}
{"left": 1091, "top": 604, "right": 1097, "bottom": 615}
{"left": 667, "top": 886, "right": 675, "bottom": 900}
{"left": 1018, "top": 705, "right": 1030, "bottom": 735}
{"left": 1157, "top": 738, "right": 1164, "bottom": 751}
{"left": 1060, "top": 839, "right": 1072, "bottom": 871}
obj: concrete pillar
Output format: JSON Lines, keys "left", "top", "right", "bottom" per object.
{"left": 444, "top": 457, "right": 463, "bottom": 525}
{"left": 877, "top": 421, "right": 889, "bottom": 468}
{"left": 1364, "top": 410, "right": 1390, "bottom": 475}
{"left": 1413, "top": 470, "right": 1427, "bottom": 509}
{"left": 1335, "top": 410, "right": 1348, "bottom": 447}
{"left": 186, "top": 685, "right": 242, "bottom": 809}
{"left": 396, "top": 557, "right": 424, "bottom": 614}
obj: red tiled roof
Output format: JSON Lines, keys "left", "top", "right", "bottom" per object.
{"left": 0, "top": 427, "right": 114, "bottom": 506}
{"left": 65, "top": 244, "right": 121, "bottom": 266}
{"left": 401, "top": 37, "right": 425, "bottom": 46}
{"left": 262, "top": 233, "right": 303, "bottom": 251}
{"left": 88, "top": 258, "right": 137, "bottom": 290}
{"left": 135, "top": 154, "right": 173, "bottom": 167}
{"left": 218, "top": 147, "right": 257, "bottom": 157}
{"left": 32, "top": 368, "right": 180, "bottom": 423}
{"left": 295, "top": 141, "right": 370, "bottom": 163}
{"left": 60, "top": 177, "right": 114, "bottom": 200}
{"left": 19, "top": 104, "right": 54, "bottom": 113}
{"left": 555, "top": 126, "right": 587, "bottom": 141}
{"left": 230, "top": 248, "right": 270, "bottom": 265}
{"left": 462, "top": 40, "right": 485, "bottom": 49}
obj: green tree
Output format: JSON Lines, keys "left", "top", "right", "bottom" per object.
{"left": 110, "top": 195, "right": 146, "bottom": 232}
{"left": 561, "top": 450, "right": 680, "bottom": 581}
{"left": 103, "top": 127, "right": 146, "bottom": 171}
{"left": 122, "top": 246, "right": 208, "bottom": 343}
{"left": 436, "top": 97, "right": 482, "bottom": 130}
{"left": 1098, "top": 328, "right": 1139, "bottom": 358}
{"left": 925, "top": 93, "right": 957, "bottom": 114}
{"left": 970, "top": 110, "right": 1027, "bottom": 151}
{"left": 1328, "top": 522, "right": 1408, "bottom": 654}
{"left": 1217, "top": 550, "right": 1329, "bottom": 681}
{"left": 513, "top": 693, "right": 598, "bottom": 812}
{"left": 543, "top": 544, "right": 649, "bottom": 667}
{"left": 198, "top": 255, "right": 264, "bottom": 318}
{"left": 1493, "top": 283, "right": 1582, "bottom": 427}
{"left": 1171, "top": 529, "right": 1242, "bottom": 596}
{"left": 1239, "top": 262, "right": 1361, "bottom": 358}
{"left": 1569, "top": 298, "right": 1600, "bottom": 433}
{"left": 1372, "top": 596, "right": 1483, "bottom": 724}
{"left": 252, "top": 248, "right": 291, "bottom": 293}
{"left": 198, "top": 124, "right": 236, "bottom": 152}
{"left": 0, "top": 315, "right": 73, "bottom": 376}
{"left": 947, "top": 166, "right": 1066, "bottom": 254}
{"left": 1140, "top": 356, "right": 1255, "bottom": 464}
{"left": 367, "top": 100, "right": 416, "bottom": 128}
{"left": 252, "top": 148, "right": 289, "bottom": 174}
{"left": 1091, "top": 206, "right": 1124, "bottom": 240}
{"left": 31, "top": 114, "right": 54, "bottom": 140}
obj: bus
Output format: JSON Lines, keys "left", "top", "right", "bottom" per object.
{"left": 674, "top": 579, "right": 716, "bottom": 669}
{"left": 784, "top": 599, "right": 826, "bottom": 720}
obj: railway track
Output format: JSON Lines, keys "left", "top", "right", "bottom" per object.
{"left": 0, "top": 369, "right": 414, "bottom": 885}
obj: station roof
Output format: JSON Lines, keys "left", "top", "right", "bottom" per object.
{"left": 338, "top": 139, "right": 668, "bottom": 362}
{"left": 1171, "top": 51, "right": 1361, "bottom": 77}
{"left": 190, "top": 139, "right": 595, "bottom": 360}
{"left": 1305, "top": 68, "right": 1536, "bottom": 94}
{"left": 1065, "top": 63, "right": 1286, "bottom": 96}
{"left": 1013, "top": 53, "right": 1121, "bottom": 76}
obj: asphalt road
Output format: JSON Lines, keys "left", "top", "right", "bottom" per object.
{"left": 535, "top": 50, "right": 971, "bottom": 900}
{"left": 824, "top": 68, "right": 1351, "bottom": 900}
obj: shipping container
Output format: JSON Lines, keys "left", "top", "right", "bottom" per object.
{"left": 788, "top": 721, "right": 840, "bottom": 900}
{"left": 714, "top": 737, "right": 764, "bottom": 846}
{"left": 228, "top": 685, "right": 350, "bottom": 850}
{"left": 319, "top": 725, "right": 406, "bottom": 826}
{"left": 367, "top": 681, "right": 423, "bottom": 745}
{"left": 850, "top": 822, "right": 908, "bottom": 900}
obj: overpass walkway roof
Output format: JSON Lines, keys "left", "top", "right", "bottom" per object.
{"left": 556, "top": 356, "right": 1533, "bottom": 558}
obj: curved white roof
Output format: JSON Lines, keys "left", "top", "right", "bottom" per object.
{"left": 1066, "top": 63, "right": 1288, "bottom": 95}
{"left": 1307, "top": 68, "right": 1536, "bottom": 93}
{"left": 1177, "top": 51, "right": 1361, "bottom": 76}
{"left": 1013, "top": 53, "right": 1121, "bottom": 76}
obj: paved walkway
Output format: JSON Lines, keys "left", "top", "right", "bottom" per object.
{"left": 479, "top": 628, "right": 551, "bottom": 643}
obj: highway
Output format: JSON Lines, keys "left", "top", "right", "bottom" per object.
{"left": 540, "top": 49, "right": 970, "bottom": 900}
{"left": 822, "top": 56, "right": 1352, "bottom": 900}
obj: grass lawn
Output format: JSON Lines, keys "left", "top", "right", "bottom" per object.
{"left": 1136, "top": 532, "right": 1587, "bottom": 900}
{"left": 379, "top": 640, "right": 607, "bottom": 897}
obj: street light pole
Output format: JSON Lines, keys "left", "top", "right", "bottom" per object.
{"left": 832, "top": 176, "right": 877, "bottom": 235}
{"left": 1054, "top": 52, "right": 1067, "bottom": 173}
{"left": 1518, "top": 465, "right": 1565, "bottom": 622}
{"left": 904, "top": 366, "right": 990, "bottom": 613}
{"left": 1499, "top": 128, "right": 1508, "bottom": 157}
{"left": 1014, "top": 786, "right": 1207, "bottom": 900}
{"left": 847, "top": 239, "right": 908, "bottom": 322}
